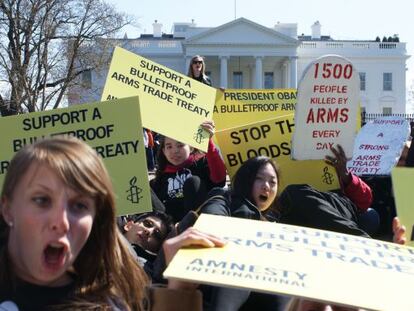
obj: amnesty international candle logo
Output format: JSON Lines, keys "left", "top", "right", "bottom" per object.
{"left": 193, "top": 127, "right": 207, "bottom": 144}
{"left": 322, "top": 166, "right": 334, "bottom": 185}
{"left": 126, "top": 176, "right": 143, "bottom": 204}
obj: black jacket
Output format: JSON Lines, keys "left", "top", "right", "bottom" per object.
{"left": 151, "top": 158, "right": 224, "bottom": 222}
{"left": 0, "top": 279, "right": 76, "bottom": 311}
{"left": 195, "top": 74, "right": 211, "bottom": 86}
{"left": 277, "top": 184, "right": 370, "bottom": 237}
{"left": 200, "top": 188, "right": 261, "bottom": 220}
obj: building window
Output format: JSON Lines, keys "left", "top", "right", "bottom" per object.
{"left": 383, "top": 107, "right": 392, "bottom": 115}
{"left": 82, "top": 69, "right": 92, "bottom": 89}
{"left": 264, "top": 72, "right": 274, "bottom": 89}
{"left": 359, "top": 72, "right": 366, "bottom": 91}
{"left": 383, "top": 73, "right": 392, "bottom": 91}
{"left": 233, "top": 71, "right": 243, "bottom": 89}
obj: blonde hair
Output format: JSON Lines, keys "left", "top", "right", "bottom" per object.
{"left": 187, "top": 55, "right": 206, "bottom": 78}
{"left": 0, "top": 136, "right": 148, "bottom": 310}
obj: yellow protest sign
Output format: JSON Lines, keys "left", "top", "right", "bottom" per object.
{"left": 0, "top": 96, "right": 151, "bottom": 216}
{"left": 392, "top": 167, "right": 414, "bottom": 246}
{"left": 101, "top": 47, "right": 216, "bottom": 152}
{"left": 215, "top": 114, "right": 339, "bottom": 192}
{"left": 164, "top": 214, "right": 414, "bottom": 311}
{"left": 214, "top": 89, "right": 296, "bottom": 130}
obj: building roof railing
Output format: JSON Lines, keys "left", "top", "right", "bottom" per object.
{"left": 299, "top": 41, "right": 406, "bottom": 53}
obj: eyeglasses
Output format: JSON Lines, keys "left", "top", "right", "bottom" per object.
{"left": 192, "top": 60, "right": 203, "bottom": 65}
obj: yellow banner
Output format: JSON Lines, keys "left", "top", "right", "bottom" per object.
{"left": 213, "top": 89, "right": 296, "bottom": 130}
{"left": 164, "top": 214, "right": 414, "bottom": 311}
{"left": 0, "top": 96, "right": 151, "bottom": 216}
{"left": 101, "top": 47, "right": 217, "bottom": 152}
{"left": 215, "top": 115, "right": 339, "bottom": 192}
{"left": 392, "top": 167, "right": 414, "bottom": 246}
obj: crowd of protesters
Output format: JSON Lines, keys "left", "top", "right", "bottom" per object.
{"left": 0, "top": 55, "right": 412, "bottom": 311}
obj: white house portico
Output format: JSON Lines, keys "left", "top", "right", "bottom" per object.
{"left": 182, "top": 18, "right": 299, "bottom": 88}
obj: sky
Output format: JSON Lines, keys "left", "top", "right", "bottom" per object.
{"left": 108, "top": 0, "right": 414, "bottom": 106}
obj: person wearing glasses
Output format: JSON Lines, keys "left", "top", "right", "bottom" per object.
{"left": 188, "top": 55, "right": 211, "bottom": 86}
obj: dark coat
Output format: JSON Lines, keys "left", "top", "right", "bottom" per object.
{"left": 200, "top": 187, "right": 261, "bottom": 220}
{"left": 195, "top": 74, "right": 211, "bottom": 86}
{"left": 277, "top": 184, "right": 370, "bottom": 237}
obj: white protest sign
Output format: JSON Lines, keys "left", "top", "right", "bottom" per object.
{"left": 292, "top": 55, "right": 359, "bottom": 160}
{"left": 347, "top": 116, "right": 410, "bottom": 176}
{"left": 164, "top": 214, "right": 414, "bottom": 311}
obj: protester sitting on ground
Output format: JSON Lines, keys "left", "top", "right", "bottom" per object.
{"left": 325, "top": 145, "right": 379, "bottom": 235}
{"left": 119, "top": 211, "right": 173, "bottom": 263}
{"left": 151, "top": 120, "right": 227, "bottom": 222}
{"left": 119, "top": 208, "right": 201, "bottom": 284}
{"left": 199, "top": 153, "right": 381, "bottom": 310}
{"left": 203, "top": 151, "right": 372, "bottom": 237}
{"left": 0, "top": 136, "right": 225, "bottom": 311}
{"left": 188, "top": 55, "right": 211, "bottom": 86}
{"left": 199, "top": 156, "right": 287, "bottom": 311}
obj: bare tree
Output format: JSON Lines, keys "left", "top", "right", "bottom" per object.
{"left": 0, "top": 0, "right": 132, "bottom": 116}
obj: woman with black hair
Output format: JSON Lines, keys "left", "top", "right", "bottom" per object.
{"left": 199, "top": 156, "right": 287, "bottom": 311}
{"left": 201, "top": 156, "right": 279, "bottom": 220}
{"left": 199, "top": 153, "right": 374, "bottom": 310}
{"left": 151, "top": 127, "right": 227, "bottom": 223}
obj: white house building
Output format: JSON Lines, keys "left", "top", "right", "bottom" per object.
{"left": 69, "top": 18, "right": 410, "bottom": 114}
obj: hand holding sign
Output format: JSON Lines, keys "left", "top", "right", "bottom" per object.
{"left": 200, "top": 120, "right": 216, "bottom": 138}
{"left": 325, "top": 144, "right": 352, "bottom": 186}
{"left": 392, "top": 217, "right": 407, "bottom": 245}
{"left": 163, "top": 227, "right": 226, "bottom": 291}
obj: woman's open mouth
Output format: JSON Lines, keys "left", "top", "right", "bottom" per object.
{"left": 43, "top": 242, "right": 67, "bottom": 271}
{"left": 258, "top": 194, "right": 268, "bottom": 202}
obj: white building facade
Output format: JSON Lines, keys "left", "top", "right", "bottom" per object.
{"left": 69, "top": 18, "right": 410, "bottom": 114}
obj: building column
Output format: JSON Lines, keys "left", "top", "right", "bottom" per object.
{"left": 255, "top": 56, "right": 263, "bottom": 89}
{"left": 184, "top": 56, "right": 192, "bottom": 74}
{"left": 281, "top": 61, "right": 288, "bottom": 88}
{"left": 219, "top": 55, "right": 229, "bottom": 88}
{"left": 289, "top": 56, "right": 298, "bottom": 88}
